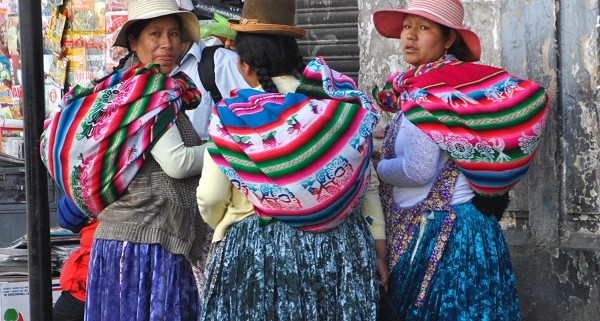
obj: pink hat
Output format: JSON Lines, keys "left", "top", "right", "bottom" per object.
{"left": 373, "top": 0, "right": 481, "bottom": 62}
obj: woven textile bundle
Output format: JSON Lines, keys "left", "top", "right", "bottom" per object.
{"left": 374, "top": 58, "right": 550, "bottom": 195}
{"left": 207, "top": 57, "right": 380, "bottom": 231}
{"left": 40, "top": 64, "right": 201, "bottom": 216}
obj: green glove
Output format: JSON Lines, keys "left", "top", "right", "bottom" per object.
{"left": 200, "top": 12, "right": 237, "bottom": 41}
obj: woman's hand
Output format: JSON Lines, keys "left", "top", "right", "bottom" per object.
{"left": 371, "top": 149, "right": 383, "bottom": 170}
{"left": 374, "top": 239, "right": 389, "bottom": 290}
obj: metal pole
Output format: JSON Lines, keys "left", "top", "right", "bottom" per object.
{"left": 18, "top": 0, "right": 53, "bottom": 319}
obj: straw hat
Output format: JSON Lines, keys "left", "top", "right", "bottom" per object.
{"left": 373, "top": 0, "right": 481, "bottom": 62}
{"left": 113, "top": 0, "right": 200, "bottom": 48}
{"left": 228, "top": 0, "right": 306, "bottom": 38}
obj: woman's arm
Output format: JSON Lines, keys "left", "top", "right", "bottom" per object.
{"left": 361, "top": 162, "right": 389, "bottom": 287}
{"left": 361, "top": 161, "right": 386, "bottom": 240}
{"left": 151, "top": 124, "right": 205, "bottom": 179}
{"left": 377, "top": 118, "right": 440, "bottom": 187}
{"left": 196, "top": 148, "right": 231, "bottom": 229}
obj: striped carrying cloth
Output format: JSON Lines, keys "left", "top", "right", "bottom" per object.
{"left": 40, "top": 63, "right": 201, "bottom": 217}
{"left": 373, "top": 57, "right": 550, "bottom": 195}
{"left": 207, "top": 57, "right": 380, "bottom": 231}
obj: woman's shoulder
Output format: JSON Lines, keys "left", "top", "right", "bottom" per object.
{"left": 448, "top": 60, "right": 505, "bottom": 74}
{"left": 413, "top": 60, "right": 507, "bottom": 87}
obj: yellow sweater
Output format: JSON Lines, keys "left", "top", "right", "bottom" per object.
{"left": 197, "top": 149, "right": 386, "bottom": 242}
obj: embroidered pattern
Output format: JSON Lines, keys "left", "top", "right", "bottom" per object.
{"left": 41, "top": 64, "right": 201, "bottom": 216}
{"left": 207, "top": 57, "right": 380, "bottom": 231}
{"left": 380, "top": 113, "right": 460, "bottom": 307}
{"left": 373, "top": 56, "right": 550, "bottom": 196}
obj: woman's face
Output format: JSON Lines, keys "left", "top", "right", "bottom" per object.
{"left": 129, "top": 16, "right": 183, "bottom": 75}
{"left": 400, "top": 14, "right": 456, "bottom": 67}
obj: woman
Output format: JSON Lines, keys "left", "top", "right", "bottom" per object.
{"left": 372, "top": 0, "right": 549, "bottom": 320}
{"left": 41, "top": 0, "right": 208, "bottom": 320}
{"left": 196, "top": 0, "right": 387, "bottom": 320}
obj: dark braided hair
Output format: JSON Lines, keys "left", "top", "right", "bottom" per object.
{"left": 234, "top": 32, "right": 305, "bottom": 93}
{"left": 112, "top": 51, "right": 135, "bottom": 73}
{"left": 440, "top": 25, "right": 470, "bottom": 61}
{"left": 472, "top": 192, "right": 511, "bottom": 221}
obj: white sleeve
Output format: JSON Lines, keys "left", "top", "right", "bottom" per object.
{"left": 150, "top": 124, "right": 206, "bottom": 179}
{"left": 376, "top": 118, "right": 441, "bottom": 187}
{"left": 213, "top": 48, "right": 250, "bottom": 98}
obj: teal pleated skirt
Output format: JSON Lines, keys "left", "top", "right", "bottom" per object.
{"left": 388, "top": 202, "right": 520, "bottom": 321}
{"left": 199, "top": 210, "right": 379, "bottom": 321}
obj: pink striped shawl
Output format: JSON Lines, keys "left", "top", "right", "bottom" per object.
{"left": 207, "top": 57, "right": 380, "bottom": 231}
{"left": 40, "top": 64, "right": 201, "bottom": 217}
{"left": 373, "top": 57, "right": 550, "bottom": 195}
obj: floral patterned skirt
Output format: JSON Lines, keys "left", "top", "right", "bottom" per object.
{"left": 388, "top": 202, "right": 520, "bottom": 321}
{"left": 199, "top": 210, "right": 379, "bottom": 321}
{"left": 85, "top": 239, "right": 199, "bottom": 321}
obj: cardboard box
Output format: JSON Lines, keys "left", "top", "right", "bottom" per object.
{"left": 0, "top": 279, "right": 61, "bottom": 321}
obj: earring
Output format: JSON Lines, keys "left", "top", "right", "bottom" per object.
{"left": 442, "top": 48, "right": 449, "bottom": 59}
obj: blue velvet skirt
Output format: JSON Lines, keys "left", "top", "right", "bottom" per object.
{"left": 199, "top": 210, "right": 379, "bottom": 321}
{"left": 85, "top": 239, "right": 199, "bottom": 321}
{"left": 388, "top": 202, "right": 520, "bottom": 321}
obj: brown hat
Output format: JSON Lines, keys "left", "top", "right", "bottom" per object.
{"left": 228, "top": 0, "right": 306, "bottom": 38}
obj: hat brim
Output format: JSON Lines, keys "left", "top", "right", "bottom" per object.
{"left": 373, "top": 9, "right": 481, "bottom": 62}
{"left": 113, "top": 11, "right": 200, "bottom": 48}
{"left": 228, "top": 20, "right": 306, "bottom": 38}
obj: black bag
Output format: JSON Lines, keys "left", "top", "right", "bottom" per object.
{"left": 198, "top": 44, "right": 224, "bottom": 104}
{"left": 198, "top": 45, "right": 223, "bottom": 103}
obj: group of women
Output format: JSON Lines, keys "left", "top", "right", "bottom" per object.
{"left": 42, "top": 0, "right": 549, "bottom": 320}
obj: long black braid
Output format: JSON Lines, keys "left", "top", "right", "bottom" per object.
{"left": 234, "top": 32, "right": 305, "bottom": 93}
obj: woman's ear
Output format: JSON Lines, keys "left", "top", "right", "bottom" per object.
{"left": 237, "top": 59, "right": 260, "bottom": 87}
{"left": 446, "top": 29, "right": 458, "bottom": 50}
{"left": 128, "top": 34, "right": 137, "bottom": 52}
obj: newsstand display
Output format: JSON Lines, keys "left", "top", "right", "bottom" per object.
{"left": 0, "top": 0, "right": 244, "bottom": 246}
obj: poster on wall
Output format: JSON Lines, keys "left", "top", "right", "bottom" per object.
{"left": 46, "top": 9, "right": 67, "bottom": 55}
{"left": 106, "top": 0, "right": 126, "bottom": 11}
{"left": 69, "top": 0, "right": 96, "bottom": 31}
{"left": 105, "top": 10, "right": 127, "bottom": 72}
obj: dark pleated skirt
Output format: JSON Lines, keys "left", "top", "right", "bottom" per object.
{"left": 200, "top": 210, "right": 380, "bottom": 321}
{"left": 388, "top": 202, "right": 521, "bottom": 321}
{"left": 85, "top": 239, "right": 200, "bottom": 321}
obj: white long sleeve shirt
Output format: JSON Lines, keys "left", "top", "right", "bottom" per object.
{"left": 377, "top": 114, "right": 474, "bottom": 208}
{"left": 151, "top": 122, "right": 205, "bottom": 179}
{"left": 151, "top": 39, "right": 249, "bottom": 178}
{"left": 171, "top": 40, "right": 249, "bottom": 140}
